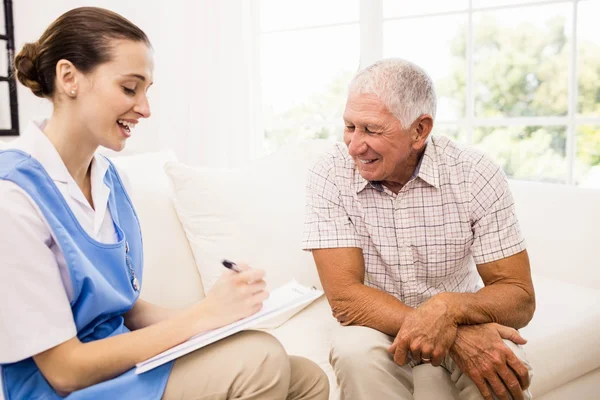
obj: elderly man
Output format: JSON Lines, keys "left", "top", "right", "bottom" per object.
{"left": 302, "top": 58, "right": 535, "bottom": 400}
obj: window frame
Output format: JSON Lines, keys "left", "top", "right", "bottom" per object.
{"left": 0, "top": 0, "right": 19, "bottom": 137}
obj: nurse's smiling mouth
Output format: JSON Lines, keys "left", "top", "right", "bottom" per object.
{"left": 117, "top": 119, "right": 138, "bottom": 138}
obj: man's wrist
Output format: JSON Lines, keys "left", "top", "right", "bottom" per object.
{"left": 434, "top": 292, "right": 464, "bottom": 325}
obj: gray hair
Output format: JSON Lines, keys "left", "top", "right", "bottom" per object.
{"left": 348, "top": 58, "right": 437, "bottom": 129}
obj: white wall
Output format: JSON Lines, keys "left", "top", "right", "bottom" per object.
{"left": 5, "top": 0, "right": 258, "bottom": 166}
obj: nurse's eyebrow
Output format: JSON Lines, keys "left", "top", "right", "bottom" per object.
{"left": 121, "top": 73, "right": 154, "bottom": 86}
{"left": 122, "top": 74, "right": 147, "bottom": 82}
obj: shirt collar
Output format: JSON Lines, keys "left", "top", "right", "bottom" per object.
{"left": 353, "top": 138, "right": 440, "bottom": 194}
{"left": 21, "top": 120, "right": 72, "bottom": 184}
{"left": 417, "top": 138, "right": 440, "bottom": 188}
{"left": 19, "top": 120, "right": 111, "bottom": 211}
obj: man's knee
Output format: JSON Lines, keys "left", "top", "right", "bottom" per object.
{"left": 502, "top": 339, "right": 533, "bottom": 395}
{"left": 330, "top": 325, "right": 414, "bottom": 399}
{"left": 330, "top": 325, "right": 393, "bottom": 371}
{"left": 502, "top": 340, "right": 531, "bottom": 366}
{"left": 446, "top": 340, "right": 533, "bottom": 400}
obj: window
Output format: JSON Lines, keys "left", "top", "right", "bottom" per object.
{"left": 257, "top": 0, "right": 600, "bottom": 187}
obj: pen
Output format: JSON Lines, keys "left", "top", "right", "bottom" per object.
{"left": 222, "top": 259, "right": 242, "bottom": 273}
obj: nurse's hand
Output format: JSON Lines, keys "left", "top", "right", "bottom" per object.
{"left": 197, "top": 262, "right": 269, "bottom": 330}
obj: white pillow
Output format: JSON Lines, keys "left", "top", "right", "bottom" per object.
{"left": 164, "top": 140, "right": 335, "bottom": 296}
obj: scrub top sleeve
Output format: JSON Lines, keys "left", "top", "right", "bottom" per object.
{"left": 0, "top": 181, "right": 77, "bottom": 363}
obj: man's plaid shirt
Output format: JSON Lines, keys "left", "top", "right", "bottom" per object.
{"left": 302, "top": 135, "right": 526, "bottom": 307}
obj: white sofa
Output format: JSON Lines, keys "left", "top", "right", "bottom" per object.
{"left": 111, "top": 140, "right": 600, "bottom": 399}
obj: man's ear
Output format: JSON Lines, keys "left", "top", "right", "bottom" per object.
{"left": 54, "top": 59, "right": 79, "bottom": 97}
{"left": 412, "top": 114, "right": 434, "bottom": 149}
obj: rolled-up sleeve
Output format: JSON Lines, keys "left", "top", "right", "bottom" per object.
{"left": 302, "top": 155, "right": 360, "bottom": 250}
{"left": 469, "top": 156, "right": 526, "bottom": 265}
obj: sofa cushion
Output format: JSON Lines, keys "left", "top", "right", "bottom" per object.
{"left": 509, "top": 180, "right": 600, "bottom": 289}
{"left": 520, "top": 275, "right": 600, "bottom": 397}
{"left": 111, "top": 151, "right": 205, "bottom": 308}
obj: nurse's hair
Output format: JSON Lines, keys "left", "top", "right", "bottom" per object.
{"left": 14, "top": 7, "right": 150, "bottom": 98}
{"left": 348, "top": 58, "right": 437, "bottom": 129}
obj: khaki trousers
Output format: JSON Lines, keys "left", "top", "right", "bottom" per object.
{"left": 162, "top": 330, "right": 329, "bottom": 400}
{"left": 330, "top": 325, "right": 533, "bottom": 400}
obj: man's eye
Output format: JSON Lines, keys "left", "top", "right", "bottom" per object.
{"left": 123, "top": 87, "right": 136, "bottom": 95}
{"left": 345, "top": 126, "right": 355, "bottom": 131}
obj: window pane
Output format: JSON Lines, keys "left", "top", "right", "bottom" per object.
{"left": 575, "top": 125, "right": 600, "bottom": 188}
{"left": 0, "top": 81, "right": 11, "bottom": 130}
{"left": 383, "top": 0, "right": 468, "bottom": 18}
{"left": 0, "top": 3, "right": 5, "bottom": 36}
{"left": 0, "top": 40, "right": 7, "bottom": 78}
{"left": 473, "top": 0, "right": 549, "bottom": 8}
{"left": 578, "top": 0, "right": 600, "bottom": 117}
{"left": 260, "top": 0, "right": 358, "bottom": 31}
{"left": 431, "top": 124, "right": 466, "bottom": 143}
{"left": 261, "top": 25, "right": 359, "bottom": 152}
{"left": 264, "top": 122, "right": 344, "bottom": 154}
{"left": 0, "top": 3, "right": 6, "bottom": 36}
{"left": 383, "top": 14, "right": 466, "bottom": 120}
{"left": 473, "top": 126, "right": 567, "bottom": 183}
{"left": 473, "top": 4, "right": 571, "bottom": 117}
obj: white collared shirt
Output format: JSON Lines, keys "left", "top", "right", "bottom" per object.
{"left": 0, "top": 120, "right": 126, "bottom": 393}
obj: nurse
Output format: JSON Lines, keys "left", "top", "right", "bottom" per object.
{"left": 0, "top": 7, "right": 328, "bottom": 400}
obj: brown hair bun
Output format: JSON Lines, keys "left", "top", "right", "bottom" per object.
{"left": 14, "top": 42, "right": 46, "bottom": 98}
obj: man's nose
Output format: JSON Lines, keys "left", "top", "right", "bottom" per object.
{"left": 347, "top": 131, "right": 367, "bottom": 156}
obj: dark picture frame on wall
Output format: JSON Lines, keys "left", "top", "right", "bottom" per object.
{"left": 1, "top": 0, "right": 19, "bottom": 136}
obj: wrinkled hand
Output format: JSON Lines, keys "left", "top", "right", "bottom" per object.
{"left": 450, "top": 323, "right": 530, "bottom": 400}
{"left": 200, "top": 262, "right": 269, "bottom": 329}
{"left": 388, "top": 296, "right": 458, "bottom": 366}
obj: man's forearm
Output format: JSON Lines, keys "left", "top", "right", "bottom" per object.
{"left": 328, "top": 283, "right": 413, "bottom": 336}
{"left": 439, "top": 284, "right": 535, "bottom": 329}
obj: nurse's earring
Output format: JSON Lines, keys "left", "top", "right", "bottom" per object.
{"left": 70, "top": 87, "right": 77, "bottom": 97}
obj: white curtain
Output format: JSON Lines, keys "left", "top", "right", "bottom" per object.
{"left": 155, "top": 0, "right": 260, "bottom": 167}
